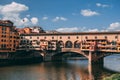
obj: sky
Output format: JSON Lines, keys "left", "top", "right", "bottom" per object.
{"left": 0, "top": 0, "right": 120, "bottom": 32}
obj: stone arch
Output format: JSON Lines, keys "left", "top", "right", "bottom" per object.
{"left": 58, "top": 40, "right": 64, "bottom": 48}
{"left": 52, "top": 50, "right": 88, "bottom": 61}
{"left": 65, "top": 40, "right": 73, "bottom": 48}
{"left": 74, "top": 40, "right": 80, "bottom": 48}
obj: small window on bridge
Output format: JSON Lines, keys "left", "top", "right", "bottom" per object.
{"left": 105, "top": 36, "right": 107, "bottom": 39}
{"left": 85, "top": 36, "right": 88, "bottom": 39}
{"left": 115, "top": 36, "right": 118, "bottom": 39}
{"left": 30, "top": 36, "right": 32, "bottom": 39}
{"left": 95, "top": 36, "right": 97, "bottom": 39}
{"left": 76, "top": 36, "right": 79, "bottom": 39}
{"left": 44, "top": 37, "right": 46, "bottom": 39}
{"left": 37, "top": 37, "right": 39, "bottom": 39}
{"left": 60, "top": 36, "right": 62, "bottom": 39}
{"left": 68, "top": 36, "right": 70, "bottom": 39}
{"left": 52, "top": 37, "right": 54, "bottom": 39}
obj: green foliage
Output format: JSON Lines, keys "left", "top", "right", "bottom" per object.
{"left": 103, "top": 74, "right": 120, "bottom": 80}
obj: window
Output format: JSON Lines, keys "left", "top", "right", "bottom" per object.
{"left": 60, "top": 36, "right": 62, "bottom": 39}
{"left": 37, "top": 37, "right": 39, "bottom": 39}
{"left": 44, "top": 36, "right": 46, "bottom": 39}
{"left": 76, "top": 36, "right": 79, "bottom": 39}
{"left": 85, "top": 36, "right": 88, "bottom": 39}
{"left": 21, "top": 36, "right": 23, "bottom": 39}
{"left": 14, "top": 40, "right": 16, "bottom": 43}
{"left": 1, "top": 44, "right": 6, "bottom": 48}
{"left": 95, "top": 36, "right": 97, "bottom": 39}
{"left": 2, "top": 27, "right": 6, "bottom": 31}
{"left": 2, "top": 31, "right": 6, "bottom": 34}
{"left": 115, "top": 36, "right": 118, "bottom": 39}
{"left": 14, "top": 45, "right": 16, "bottom": 48}
{"left": 30, "top": 36, "right": 32, "bottom": 39}
{"left": 2, "top": 35, "right": 6, "bottom": 38}
{"left": 52, "top": 36, "right": 54, "bottom": 39}
{"left": 27, "top": 40, "right": 29, "bottom": 43}
{"left": 4, "top": 40, "right": 6, "bottom": 42}
{"left": 68, "top": 36, "right": 70, "bottom": 39}
{"left": 1, "top": 39, "right": 3, "bottom": 42}
{"left": 10, "top": 36, "right": 12, "bottom": 38}
{"left": 105, "top": 36, "right": 107, "bottom": 39}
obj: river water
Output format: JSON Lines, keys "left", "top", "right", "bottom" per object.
{"left": 0, "top": 54, "right": 120, "bottom": 80}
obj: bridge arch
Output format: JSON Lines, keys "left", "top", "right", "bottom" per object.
{"left": 65, "top": 40, "right": 73, "bottom": 48}
{"left": 52, "top": 48, "right": 89, "bottom": 61}
{"left": 61, "top": 48, "right": 88, "bottom": 58}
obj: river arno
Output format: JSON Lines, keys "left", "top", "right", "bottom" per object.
{"left": 0, "top": 54, "right": 120, "bottom": 80}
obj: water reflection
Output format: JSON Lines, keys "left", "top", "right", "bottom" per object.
{"left": 0, "top": 55, "right": 120, "bottom": 80}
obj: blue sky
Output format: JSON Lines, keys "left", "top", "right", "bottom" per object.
{"left": 0, "top": 0, "right": 120, "bottom": 32}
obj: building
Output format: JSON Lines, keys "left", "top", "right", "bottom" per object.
{"left": 0, "top": 20, "right": 19, "bottom": 53}
{"left": 18, "top": 31, "right": 120, "bottom": 52}
{"left": 31, "top": 26, "right": 45, "bottom": 33}
{"left": 17, "top": 26, "right": 45, "bottom": 34}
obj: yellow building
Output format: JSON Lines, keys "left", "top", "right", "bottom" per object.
{"left": 0, "top": 20, "right": 19, "bottom": 53}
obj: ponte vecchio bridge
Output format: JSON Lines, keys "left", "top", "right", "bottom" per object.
{"left": 19, "top": 32, "right": 120, "bottom": 64}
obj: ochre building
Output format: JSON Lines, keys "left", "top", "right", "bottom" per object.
{"left": 0, "top": 20, "right": 19, "bottom": 53}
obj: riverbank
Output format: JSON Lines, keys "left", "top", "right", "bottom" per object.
{"left": 0, "top": 51, "right": 43, "bottom": 66}
{"left": 0, "top": 56, "right": 43, "bottom": 66}
{"left": 103, "top": 74, "right": 120, "bottom": 80}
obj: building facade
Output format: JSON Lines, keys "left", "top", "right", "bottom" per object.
{"left": 19, "top": 32, "right": 120, "bottom": 51}
{"left": 0, "top": 20, "right": 19, "bottom": 53}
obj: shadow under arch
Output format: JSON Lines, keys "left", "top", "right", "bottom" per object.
{"left": 52, "top": 51, "right": 88, "bottom": 61}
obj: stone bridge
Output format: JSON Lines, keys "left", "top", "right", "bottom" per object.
{"left": 61, "top": 48, "right": 88, "bottom": 58}
{"left": 42, "top": 42, "right": 120, "bottom": 65}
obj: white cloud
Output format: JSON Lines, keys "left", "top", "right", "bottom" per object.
{"left": 56, "top": 27, "right": 100, "bottom": 32}
{"left": 81, "top": 9, "right": 99, "bottom": 17}
{"left": 42, "top": 16, "right": 48, "bottom": 20}
{"left": 52, "top": 16, "right": 67, "bottom": 22}
{"left": 96, "top": 3, "right": 109, "bottom": 8}
{"left": 88, "top": 28, "right": 99, "bottom": 32}
{"left": 23, "top": 17, "right": 29, "bottom": 23}
{"left": 31, "top": 17, "right": 38, "bottom": 24}
{"left": 0, "top": 2, "right": 29, "bottom": 26}
{"left": 53, "top": 17, "right": 59, "bottom": 22}
{"left": 55, "top": 26, "right": 114, "bottom": 32}
{"left": 108, "top": 22, "right": 120, "bottom": 31}
{"left": 56, "top": 27, "right": 78, "bottom": 32}
{"left": 0, "top": 2, "right": 39, "bottom": 27}
{"left": 0, "top": 2, "right": 28, "bottom": 14}
{"left": 60, "top": 17, "right": 67, "bottom": 21}
{"left": 21, "top": 17, "right": 30, "bottom": 26}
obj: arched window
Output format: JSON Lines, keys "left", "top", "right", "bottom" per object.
{"left": 74, "top": 40, "right": 80, "bottom": 48}
{"left": 58, "top": 41, "right": 64, "bottom": 48}
{"left": 65, "top": 41, "right": 73, "bottom": 48}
